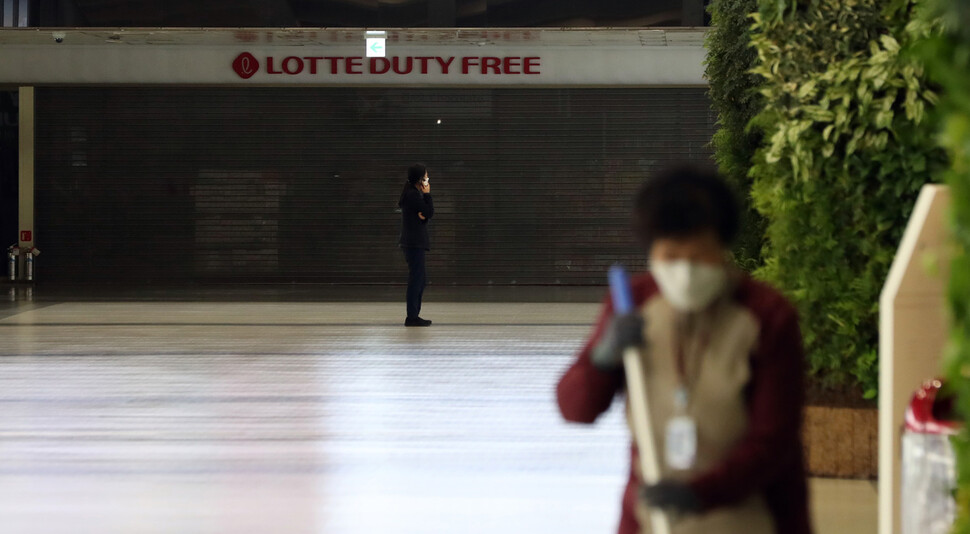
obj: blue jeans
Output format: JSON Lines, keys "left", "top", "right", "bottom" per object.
{"left": 403, "top": 247, "right": 426, "bottom": 319}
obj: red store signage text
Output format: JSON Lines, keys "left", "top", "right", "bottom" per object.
{"left": 233, "top": 53, "right": 541, "bottom": 79}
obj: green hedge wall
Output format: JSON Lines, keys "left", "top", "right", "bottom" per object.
{"left": 748, "top": 0, "right": 946, "bottom": 398}
{"left": 704, "top": 0, "right": 765, "bottom": 272}
{"left": 918, "top": 0, "right": 970, "bottom": 528}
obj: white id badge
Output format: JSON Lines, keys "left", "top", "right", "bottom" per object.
{"left": 665, "top": 415, "right": 697, "bottom": 470}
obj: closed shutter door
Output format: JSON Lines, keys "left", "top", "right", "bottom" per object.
{"left": 35, "top": 87, "right": 715, "bottom": 285}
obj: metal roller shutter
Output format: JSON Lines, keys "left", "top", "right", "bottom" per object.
{"left": 35, "top": 87, "right": 715, "bottom": 285}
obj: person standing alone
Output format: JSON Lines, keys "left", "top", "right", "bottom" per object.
{"left": 399, "top": 163, "right": 434, "bottom": 327}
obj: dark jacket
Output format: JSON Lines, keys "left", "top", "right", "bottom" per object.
{"left": 399, "top": 188, "right": 434, "bottom": 250}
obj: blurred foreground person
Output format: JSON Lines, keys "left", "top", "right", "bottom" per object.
{"left": 556, "top": 167, "right": 811, "bottom": 534}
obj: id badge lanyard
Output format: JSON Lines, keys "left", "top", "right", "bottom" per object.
{"left": 665, "top": 316, "right": 709, "bottom": 471}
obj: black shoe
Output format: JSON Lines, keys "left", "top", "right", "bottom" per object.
{"left": 405, "top": 317, "right": 432, "bottom": 327}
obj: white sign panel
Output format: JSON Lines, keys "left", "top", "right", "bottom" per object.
{"left": 0, "top": 30, "right": 707, "bottom": 86}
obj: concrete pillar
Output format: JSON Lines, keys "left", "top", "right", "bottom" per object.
{"left": 18, "top": 86, "right": 33, "bottom": 255}
{"left": 2, "top": 0, "right": 29, "bottom": 27}
{"left": 17, "top": 0, "right": 28, "bottom": 26}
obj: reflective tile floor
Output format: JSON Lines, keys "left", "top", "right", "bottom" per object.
{"left": 0, "top": 294, "right": 876, "bottom": 534}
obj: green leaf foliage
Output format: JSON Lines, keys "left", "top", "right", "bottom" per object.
{"left": 748, "top": 0, "right": 947, "bottom": 397}
{"left": 705, "top": 0, "right": 767, "bottom": 271}
{"left": 918, "top": 0, "right": 970, "bottom": 530}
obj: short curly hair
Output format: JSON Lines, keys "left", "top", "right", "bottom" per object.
{"left": 632, "top": 166, "right": 739, "bottom": 246}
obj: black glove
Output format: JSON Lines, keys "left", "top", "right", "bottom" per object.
{"left": 640, "top": 480, "right": 701, "bottom": 514}
{"left": 591, "top": 313, "right": 645, "bottom": 371}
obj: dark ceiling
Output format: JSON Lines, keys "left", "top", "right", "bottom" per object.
{"left": 29, "top": 0, "right": 709, "bottom": 28}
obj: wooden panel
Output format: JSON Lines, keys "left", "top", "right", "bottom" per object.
{"left": 802, "top": 406, "right": 877, "bottom": 479}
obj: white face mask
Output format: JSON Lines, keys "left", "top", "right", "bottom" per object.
{"left": 651, "top": 260, "right": 728, "bottom": 313}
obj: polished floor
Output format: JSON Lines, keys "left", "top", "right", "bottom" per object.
{"left": 0, "top": 288, "right": 876, "bottom": 533}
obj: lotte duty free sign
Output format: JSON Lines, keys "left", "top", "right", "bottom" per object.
{"left": 232, "top": 53, "right": 541, "bottom": 80}
{"left": 0, "top": 28, "right": 707, "bottom": 86}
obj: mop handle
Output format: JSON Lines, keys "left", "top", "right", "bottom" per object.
{"left": 608, "top": 265, "right": 635, "bottom": 315}
{"left": 608, "top": 265, "right": 672, "bottom": 534}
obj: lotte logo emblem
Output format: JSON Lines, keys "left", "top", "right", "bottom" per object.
{"left": 233, "top": 52, "right": 259, "bottom": 79}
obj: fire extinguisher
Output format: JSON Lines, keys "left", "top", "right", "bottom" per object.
{"left": 6, "top": 245, "right": 19, "bottom": 281}
{"left": 25, "top": 247, "right": 40, "bottom": 282}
